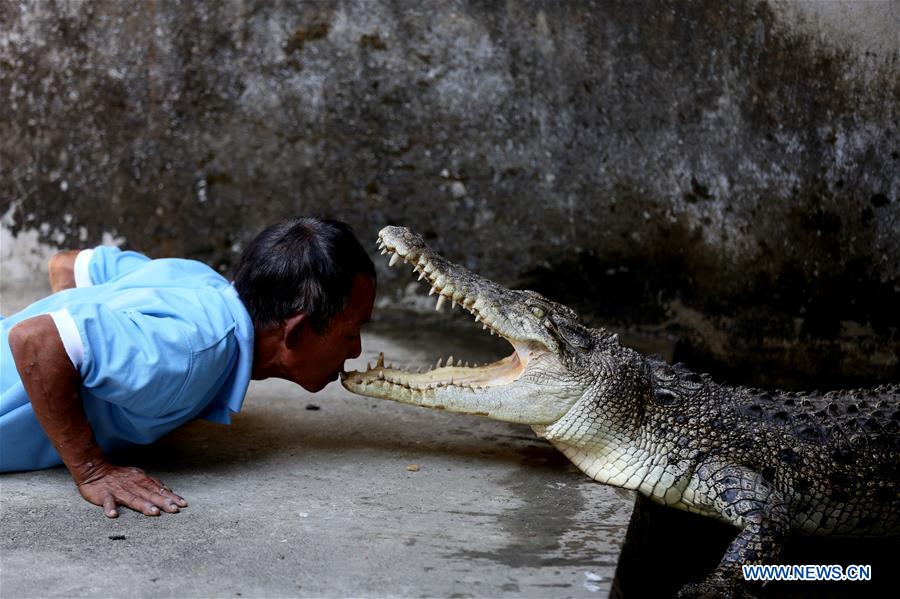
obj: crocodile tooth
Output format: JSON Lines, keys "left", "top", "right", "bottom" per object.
{"left": 388, "top": 254, "right": 401, "bottom": 267}
{"left": 474, "top": 314, "right": 481, "bottom": 323}
{"left": 429, "top": 285, "right": 438, "bottom": 296}
{"left": 377, "top": 352, "right": 385, "bottom": 368}
{"left": 482, "top": 324, "right": 488, "bottom": 331}
{"left": 366, "top": 362, "right": 372, "bottom": 370}
{"left": 380, "top": 248, "right": 388, "bottom": 255}
{"left": 464, "top": 361, "right": 470, "bottom": 367}
{"left": 447, "top": 356, "right": 454, "bottom": 366}
{"left": 436, "top": 358, "right": 443, "bottom": 368}
{"left": 435, "top": 295, "right": 446, "bottom": 311}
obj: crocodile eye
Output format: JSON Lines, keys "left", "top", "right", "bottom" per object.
{"left": 530, "top": 306, "right": 546, "bottom": 318}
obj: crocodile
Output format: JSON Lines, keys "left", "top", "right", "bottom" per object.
{"left": 341, "top": 226, "right": 899, "bottom": 597}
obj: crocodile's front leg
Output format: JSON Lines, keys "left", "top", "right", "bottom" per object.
{"left": 677, "top": 459, "right": 790, "bottom": 598}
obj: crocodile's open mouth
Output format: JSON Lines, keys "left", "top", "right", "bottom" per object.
{"left": 340, "top": 227, "right": 545, "bottom": 398}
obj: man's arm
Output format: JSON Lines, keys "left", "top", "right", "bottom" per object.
{"left": 48, "top": 250, "right": 80, "bottom": 292}
{"left": 8, "top": 315, "right": 188, "bottom": 517}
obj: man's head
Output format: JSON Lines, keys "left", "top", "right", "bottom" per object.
{"left": 234, "top": 217, "right": 376, "bottom": 391}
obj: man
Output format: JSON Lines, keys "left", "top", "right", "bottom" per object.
{"left": 1, "top": 217, "right": 376, "bottom": 518}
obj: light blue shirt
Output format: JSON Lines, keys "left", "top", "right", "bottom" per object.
{"left": 1, "top": 247, "right": 254, "bottom": 472}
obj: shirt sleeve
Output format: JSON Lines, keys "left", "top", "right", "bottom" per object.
{"left": 78, "top": 246, "right": 152, "bottom": 287}
{"left": 62, "top": 302, "right": 195, "bottom": 417}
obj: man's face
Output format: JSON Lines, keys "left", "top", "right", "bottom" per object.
{"left": 288, "top": 274, "right": 376, "bottom": 392}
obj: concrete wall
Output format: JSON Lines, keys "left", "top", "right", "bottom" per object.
{"left": 2, "top": 0, "right": 898, "bottom": 387}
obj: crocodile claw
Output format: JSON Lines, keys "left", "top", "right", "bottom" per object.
{"left": 677, "top": 575, "right": 760, "bottom": 599}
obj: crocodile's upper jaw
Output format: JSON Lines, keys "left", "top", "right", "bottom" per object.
{"left": 341, "top": 226, "right": 576, "bottom": 416}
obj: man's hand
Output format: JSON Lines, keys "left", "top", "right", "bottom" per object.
{"left": 9, "top": 315, "right": 188, "bottom": 518}
{"left": 48, "top": 250, "right": 80, "bottom": 292}
{"left": 76, "top": 462, "right": 188, "bottom": 518}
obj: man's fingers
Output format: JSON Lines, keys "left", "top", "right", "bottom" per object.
{"left": 129, "top": 483, "right": 174, "bottom": 515}
{"left": 157, "top": 486, "right": 188, "bottom": 507}
{"left": 119, "top": 489, "right": 160, "bottom": 516}
{"left": 147, "top": 491, "right": 180, "bottom": 513}
{"left": 146, "top": 474, "right": 167, "bottom": 489}
{"left": 164, "top": 490, "right": 188, "bottom": 507}
{"left": 144, "top": 475, "right": 188, "bottom": 507}
{"left": 103, "top": 495, "right": 118, "bottom": 518}
{"left": 139, "top": 479, "right": 187, "bottom": 510}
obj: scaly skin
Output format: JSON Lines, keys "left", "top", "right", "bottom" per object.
{"left": 342, "top": 226, "right": 899, "bottom": 597}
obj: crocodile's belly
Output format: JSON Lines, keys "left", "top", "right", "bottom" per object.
{"left": 546, "top": 438, "right": 700, "bottom": 509}
{"left": 786, "top": 490, "right": 900, "bottom": 536}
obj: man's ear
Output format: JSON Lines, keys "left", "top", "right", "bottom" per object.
{"left": 282, "top": 312, "right": 308, "bottom": 349}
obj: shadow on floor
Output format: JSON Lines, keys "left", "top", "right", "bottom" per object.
{"left": 113, "top": 401, "right": 568, "bottom": 478}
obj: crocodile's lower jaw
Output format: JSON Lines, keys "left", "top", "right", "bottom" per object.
{"left": 341, "top": 349, "right": 531, "bottom": 398}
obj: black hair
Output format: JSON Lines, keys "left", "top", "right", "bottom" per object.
{"left": 233, "top": 217, "right": 375, "bottom": 333}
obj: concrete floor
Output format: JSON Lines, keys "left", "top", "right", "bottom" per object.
{"left": 0, "top": 284, "right": 634, "bottom": 598}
